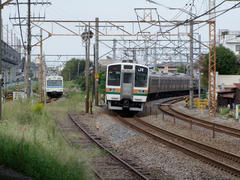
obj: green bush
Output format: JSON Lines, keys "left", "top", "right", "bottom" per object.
{"left": 31, "top": 103, "right": 44, "bottom": 115}
{"left": 201, "top": 92, "right": 207, "bottom": 99}
{"left": 219, "top": 107, "right": 230, "bottom": 115}
{"left": 32, "top": 82, "right": 39, "bottom": 93}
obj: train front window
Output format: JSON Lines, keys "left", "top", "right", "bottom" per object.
{"left": 47, "top": 80, "right": 62, "bottom": 87}
{"left": 135, "top": 66, "right": 148, "bottom": 87}
{"left": 108, "top": 65, "right": 121, "bottom": 86}
{"left": 123, "top": 73, "right": 133, "bottom": 83}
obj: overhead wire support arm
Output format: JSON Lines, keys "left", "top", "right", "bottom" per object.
{"left": 0, "top": 0, "right": 14, "bottom": 8}
{"left": 8, "top": 1, "right": 51, "bottom": 5}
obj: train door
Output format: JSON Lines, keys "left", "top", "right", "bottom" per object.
{"left": 121, "top": 72, "right": 133, "bottom": 100}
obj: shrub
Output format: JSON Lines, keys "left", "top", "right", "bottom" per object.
{"left": 219, "top": 107, "right": 230, "bottom": 115}
{"left": 31, "top": 103, "right": 44, "bottom": 115}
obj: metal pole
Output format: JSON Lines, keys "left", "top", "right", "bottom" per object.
{"left": 0, "top": 0, "right": 2, "bottom": 120}
{"left": 77, "top": 61, "right": 80, "bottom": 76}
{"left": 95, "top": 17, "right": 99, "bottom": 106}
{"left": 133, "top": 49, "right": 136, "bottom": 63}
{"left": 154, "top": 42, "right": 157, "bottom": 71}
{"left": 93, "top": 44, "right": 95, "bottom": 100}
{"left": 6, "top": 24, "right": 8, "bottom": 44}
{"left": 85, "top": 25, "right": 90, "bottom": 113}
{"left": 11, "top": 29, "right": 12, "bottom": 47}
{"left": 198, "top": 70, "right": 201, "bottom": 99}
{"left": 26, "top": 0, "right": 32, "bottom": 98}
{"left": 208, "top": 0, "right": 217, "bottom": 117}
{"left": 113, "top": 38, "right": 117, "bottom": 60}
{"left": 198, "top": 34, "right": 202, "bottom": 99}
{"left": 40, "top": 29, "right": 44, "bottom": 103}
{"left": 189, "top": 0, "right": 194, "bottom": 109}
{"left": 23, "top": 49, "right": 27, "bottom": 93}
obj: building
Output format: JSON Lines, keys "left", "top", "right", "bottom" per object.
{"left": 216, "top": 75, "right": 240, "bottom": 109}
{"left": 98, "top": 58, "right": 121, "bottom": 69}
{"left": 1, "top": 40, "right": 21, "bottom": 83}
{"left": 218, "top": 29, "right": 240, "bottom": 55}
{"left": 156, "top": 62, "right": 187, "bottom": 73}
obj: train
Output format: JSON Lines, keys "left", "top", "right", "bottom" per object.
{"left": 105, "top": 62, "right": 198, "bottom": 111}
{"left": 46, "top": 76, "right": 63, "bottom": 98}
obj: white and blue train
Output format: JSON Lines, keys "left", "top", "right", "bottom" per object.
{"left": 46, "top": 76, "right": 63, "bottom": 98}
{"left": 105, "top": 62, "right": 198, "bottom": 112}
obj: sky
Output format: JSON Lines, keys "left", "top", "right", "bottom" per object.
{"left": 2, "top": 0, "right": 240, "bottom": 66}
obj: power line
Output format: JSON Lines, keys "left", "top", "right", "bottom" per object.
{"left": 193, "top": 3, "right": 240, "bottom": 32}
{"left": 16, "top": 0, "right": 26, "bottom": 50}
{"left": 164, "top": 1, "right": 226, "bottom": 33}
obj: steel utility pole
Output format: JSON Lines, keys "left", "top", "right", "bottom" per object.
{"left": 0, "top": 0, "right": 2, "bottom": 120}
{"left": 40, "top": 29, "right": 44, "bottom": 103}
{"left": 84, "top": 25, "right": 90, "bottom": 113}
{"left": 189, "top": 0, "right": 194, "bottom": 109}
{"left": 23, "top": 49, "right": 27, "bottom": 92}
{"left": 113, "top": 39, "right": 117, "bottom": 60}
{"left": 154, "top": 42, "right": 157, "bottom": 71}
{"left": 208, "top": 0, "right": 217, "bottom": 116}
{"left": 26, "top": 0, "right": 32, "bottom": 98}
{"left": 95, "top": 17, "right": 99, "bottom": 106}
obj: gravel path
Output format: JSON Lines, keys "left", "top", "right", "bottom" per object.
{"left": 75, "top": 108, "right": 237, "bottom": 180}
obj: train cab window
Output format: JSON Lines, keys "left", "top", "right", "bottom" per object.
{"left": 135, "top": 66, "right": 148, "bottom": 87}
{"left": 123, "top": 73, "right": 133, "bottom": 83}
{"left": 47, "top": 80, "right": 62, "bottom": 87}
{"left": 108, "top": 65, "right": 121, "bottom": 86}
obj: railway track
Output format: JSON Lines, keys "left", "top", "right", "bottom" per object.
{"left": 110, "top": 113, "right": 240, "bottom": 177}
{"left": 159, "top": 98, "right": 240, "bottom": 139}
{"left": 63, "top": 113, "right": 151, "bottom": 180}
{"left": 46, "top": 97, "right": 58, "bottom": 104}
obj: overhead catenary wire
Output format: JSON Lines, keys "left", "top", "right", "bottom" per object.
{"left": 193, "top": 2, "right": 240, "bottom": 32}
{"left": 16, "top": 0, "right": 26, "bottom": 50}
{"left": 163, "top": 1, "right": 226, "bottom": 33}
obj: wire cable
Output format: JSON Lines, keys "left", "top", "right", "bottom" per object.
{"left": 16, "top": 0, "right": 26, "bottom": 50}
{"left": 164, "top": 1, "right": 226, "bottom": 33}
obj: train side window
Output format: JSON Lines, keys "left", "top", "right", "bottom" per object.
{"left": 135, "top": 66, "right": 148, "bottom": 87}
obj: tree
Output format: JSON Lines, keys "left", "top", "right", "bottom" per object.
{"left": 200, "top": 46, "right": 238, "bottom": 87}
{"left": 61, "top": 58, "right": 92, "bottom": 81}
{"left": 99, "top": 69, "right": 106, "bottom": 94}
{"left": 177, "top": 64, "right": 185, "bottom": 73}
{"left": 203, "top": 46, "right": 237, "bottom": 75}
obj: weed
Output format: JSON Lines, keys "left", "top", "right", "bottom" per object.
{"left": 219, "top": 107, "right": 230, "bottom": 115}
{"left": 31, "top": 103, "right": 44, "bottom": 115}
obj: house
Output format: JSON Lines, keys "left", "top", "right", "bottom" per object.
{"left": 218, "top": 29, "right": 240, "bottom": 55}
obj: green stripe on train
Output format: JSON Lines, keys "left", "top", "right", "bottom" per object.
{"left": 106, "top": 92, "right": 121, "bottom": 95}
{"left": 133, "top": 94, "right": 148, "bottom": 96}
{"left": 106, "top": 92, "right": 147, "bottom": 96}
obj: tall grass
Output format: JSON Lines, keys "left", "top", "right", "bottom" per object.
{"left": 0, "top": 98, "right": 95, "bottom": 179}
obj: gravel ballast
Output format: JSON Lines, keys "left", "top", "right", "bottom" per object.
{"left": 75, "top": 107, "right": 238, "bottom": 180}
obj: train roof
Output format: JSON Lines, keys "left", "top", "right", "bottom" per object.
{"left": 149, "top": 72, "right": 191, "bottom": 79}
{"left": 107, "top": 62, "right": 148, "bottom": 69}
{"left": 46, "top": 75, "right": 63, "bottom": 79}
